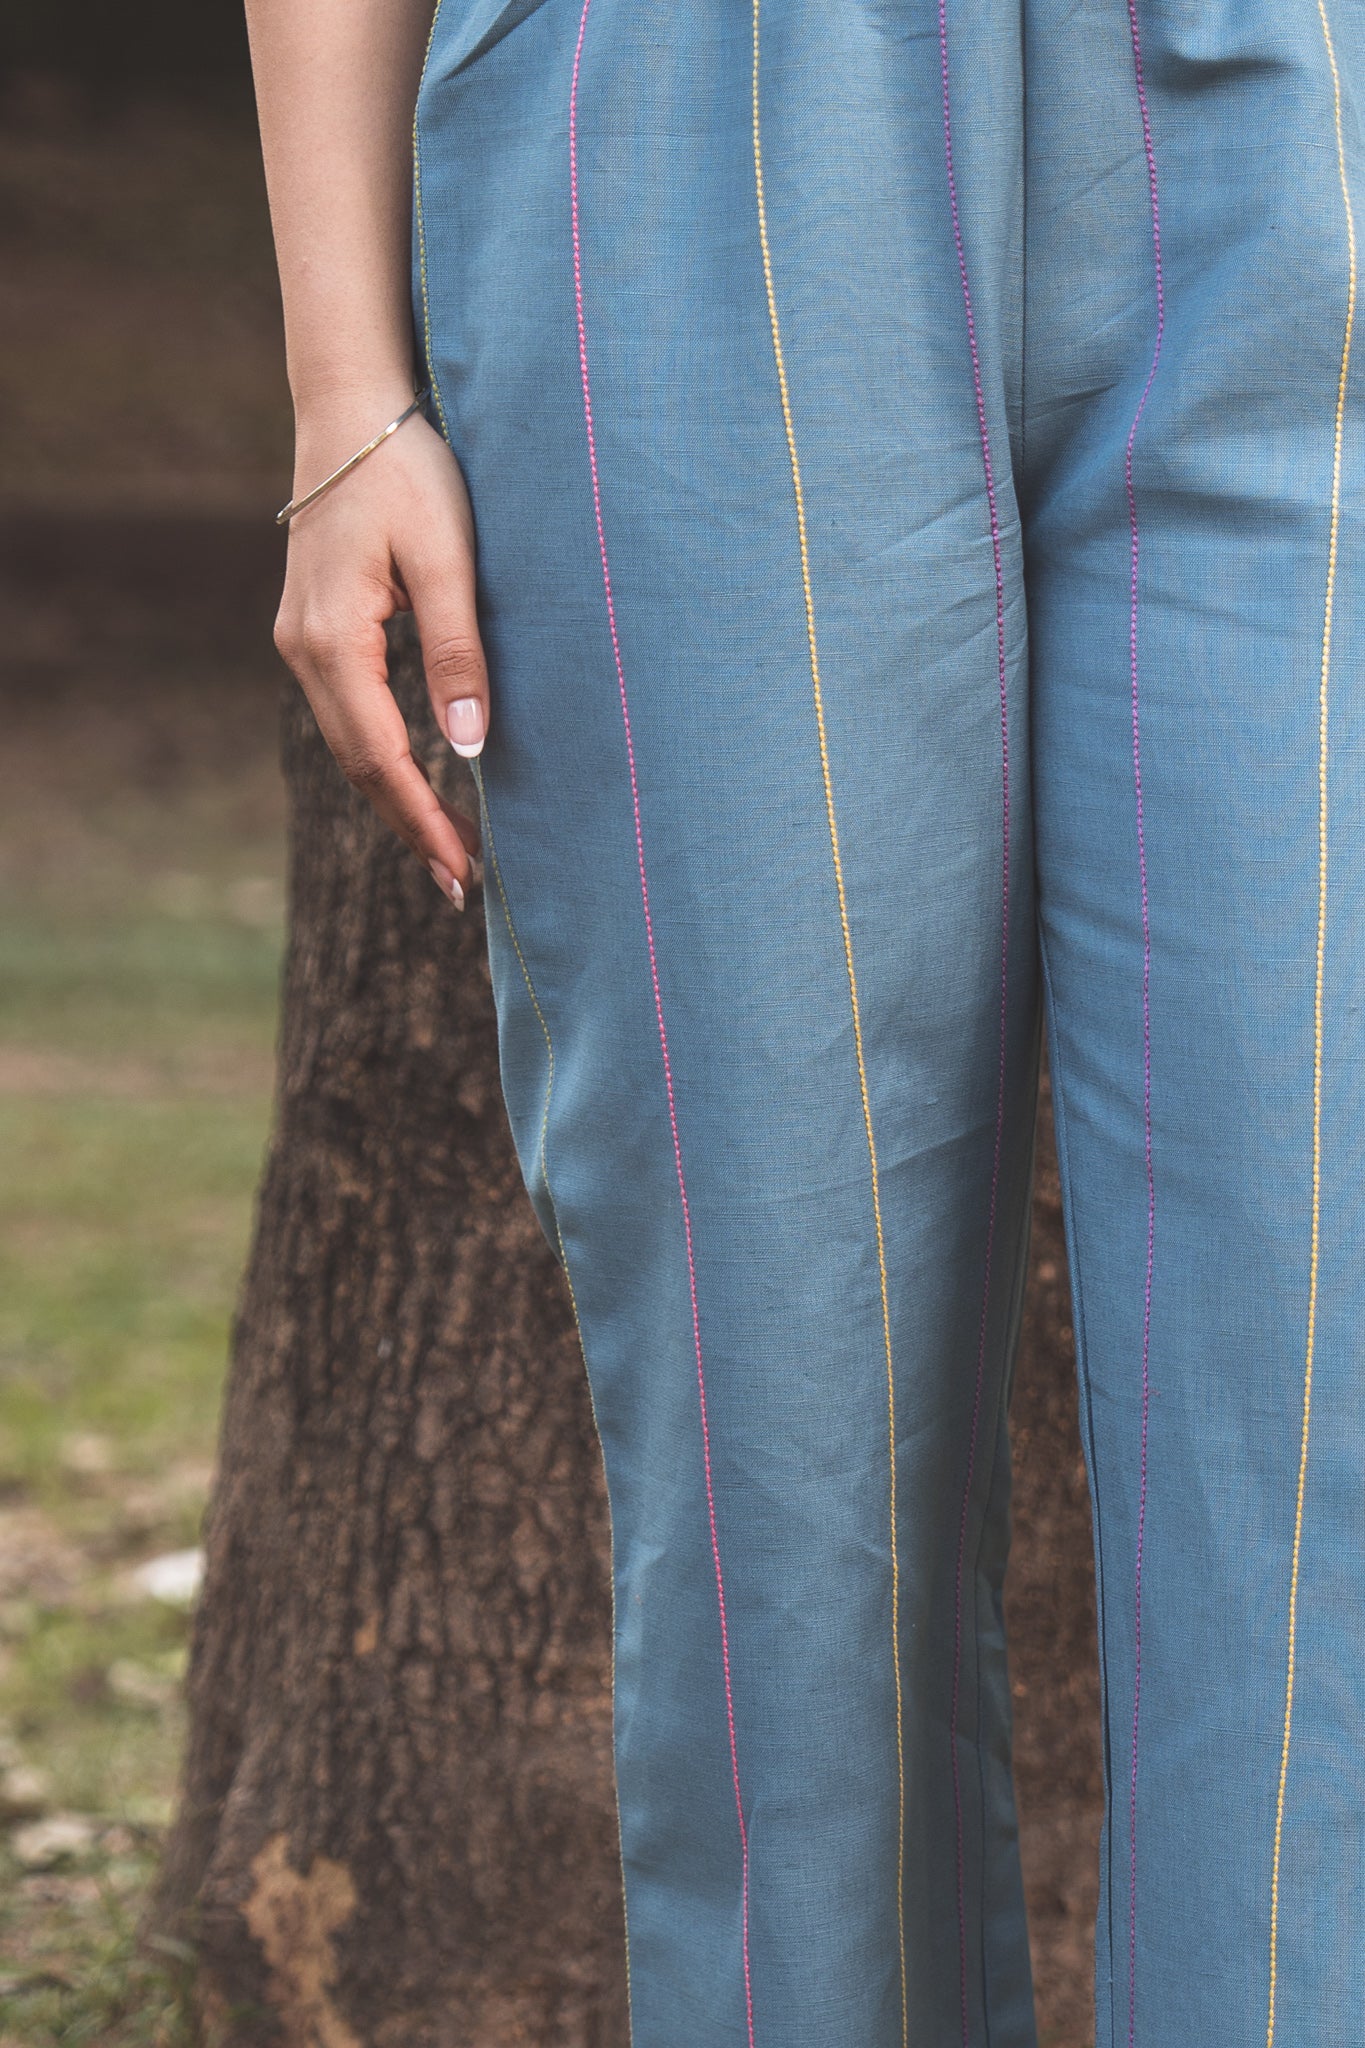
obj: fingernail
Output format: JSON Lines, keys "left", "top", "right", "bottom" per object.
{"left": 446, "top": 697, "right": 485, "bottom": 758}
{"left": 428, "top": 859, "right": 465, "bottom": 910}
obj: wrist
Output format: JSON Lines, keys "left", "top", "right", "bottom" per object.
{"left": 289, "top": 334, "right": 418, "bottom": 405}
{"left": 290, "top": 374, "right": 426, "bottom": 483}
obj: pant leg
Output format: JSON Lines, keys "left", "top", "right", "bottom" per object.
{"left": 414, "top": 4, "right": 1040, "bottom": 2042}
{"left": 1024, "top": 3, "right": 1365, "bottom": 2042}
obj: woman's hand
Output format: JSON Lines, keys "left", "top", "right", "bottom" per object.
{"left": 243, "top": 0, "right": 477, "bottom": 899}
{"left": 273, "top": 394, "right": 484, "bottom": 908}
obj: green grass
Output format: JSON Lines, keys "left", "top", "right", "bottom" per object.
{"left": 0, "top": 1868, "right": 195, "bottom": 2048}
{"left": 0, "top": 890, "right": 281, "bottom": 1070}
{"left": 0, "top": 891, "right": 281, "bottom": 1513}
{"left": 0, "top": 1090, "right": 268, "bottom": 1504}
{"left": 0, "top": 793, "right": 283, "bottom": 2044}
{"left": 3, "top": 1600, "right": 189, "bottom": 1819}
{"left": 0, "top": 912, "right": 281, "bottom": 1063}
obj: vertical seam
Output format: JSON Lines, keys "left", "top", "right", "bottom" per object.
{"left": 1119, "top": 8, "right": 1165, "bottom": 2044}
{"left": 1267, "top": 9, "right": 1355, "bottom": 2041}
{"left": 475, "top": 769, "right": 635, "bottom": 2030}
{"left": 569, "top": 10, "right": 755, "bottom": 2043}
{"left": 412, "top": 0, "right": 453, "bottom": 442}
{"left": 749, "top": 10, "right": 908, "bottom": 2042}
{"left": 938, "top": 6, "right": 1016, "bottom": 2042}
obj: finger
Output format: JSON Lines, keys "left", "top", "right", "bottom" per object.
{"left": 402, "top": 541, "right": 491, "bottom": 763}
{"left": 279, "top": 607, "right": 473, "bottom": 906}
{"left": 350, "top": 737, "right": 472, "bottom": 909}
{"left": 436, "top": 793, "right": 482, "bottom": 863}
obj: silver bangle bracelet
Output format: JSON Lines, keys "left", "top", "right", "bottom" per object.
{"left": 274, "top": 388, "right": 431, "bottom": 527}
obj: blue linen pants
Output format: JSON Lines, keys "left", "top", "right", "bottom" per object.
{"left": 412, "top": 4, "right": 1365, "bottom": 2043}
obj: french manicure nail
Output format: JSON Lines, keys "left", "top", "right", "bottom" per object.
{"left": 446, "top": 697, "right": 485, "bottom": 758}
{"left": 428, "top": 859, "right": 465, "bottom": 910}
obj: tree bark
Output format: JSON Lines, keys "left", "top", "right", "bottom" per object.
{"left": 155, "top": 619, "right": 629, "bottom": 2048}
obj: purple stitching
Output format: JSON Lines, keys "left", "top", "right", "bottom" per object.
{"left": 569, "top": 10, "right": 755, "bottom": 2043}
{"left": 939, "top": 5, "right": 1013, "bottom": 2041}
{"left": 1122, "top": 4, "right": 1165, "bottom": 2044}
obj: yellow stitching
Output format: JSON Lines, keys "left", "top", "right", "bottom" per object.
{"left": 751, "top": 10, "right": 908, "bottom": 2038}
{"left": 475, "top": 769, "right": 635, "bottom": 2022}
{"left": 1267, "top": 10, "right": 1355, "bottom": 2041}
{"left": 413, "top": 0, "right": 453, "bottom": 442}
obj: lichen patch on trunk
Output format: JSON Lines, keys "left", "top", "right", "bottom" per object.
{"left": 244, "top": 1833, "right": 361, "bottom": 2048}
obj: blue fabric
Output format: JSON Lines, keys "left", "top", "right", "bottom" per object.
{"left": 412, "top": 5, "right": 1365, "bottom": 2043}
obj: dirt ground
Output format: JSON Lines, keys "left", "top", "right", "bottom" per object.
{"left": 0, "top": 75, "right": 1104, "bottom": 2048}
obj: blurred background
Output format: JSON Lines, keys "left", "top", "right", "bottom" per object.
{"left": 1, "top": 6, "right": 290, "bottom": 2037}
{"left": 0, "top": 11, "right": 1101, "bottom": 2045}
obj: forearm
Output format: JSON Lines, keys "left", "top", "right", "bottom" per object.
{"left": 248, "top": 0, "right": 485, "bottom": 903}
{"left": 244, "top": 0, "right": 436, "bottom": 432}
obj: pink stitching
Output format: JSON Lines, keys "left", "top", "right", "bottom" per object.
{"left": 939, "top": 3, "right": 1013, "bottom": 2040}
{"left": 569, "top": 9, "right": 755, "bottom": 2041}
{"left": 1122, "top": 4, "right": 1165, "bottom": 2044}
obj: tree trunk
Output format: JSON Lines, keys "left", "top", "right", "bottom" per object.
{"left": 154, "top": 619, "right": 629, "bottom": 2048}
